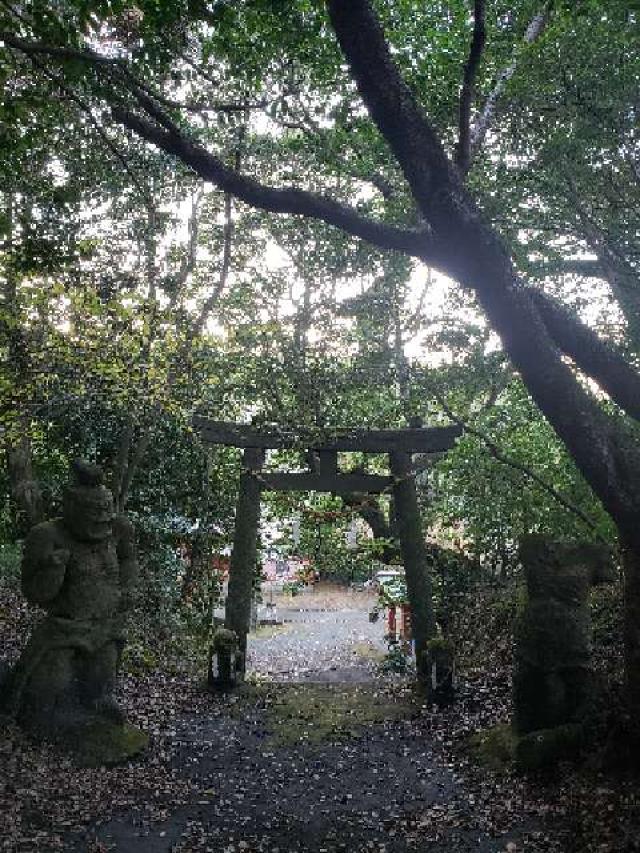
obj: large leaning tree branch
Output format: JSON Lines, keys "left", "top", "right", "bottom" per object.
{"left": 6, "top": 7, "right": 640, "bottom": 532}
{"left": 112, "top": 107, "right": 442, "bottom": 264}
{"left": 1, "top": 30, "right": 439, "bottom": 266}
{"left": 455, "top": 0, "right": 486, "bottom": 176}
{"left": 529, "top": 290, "right": 640, "bottom": 422}
{"left": 327, "top": 2, "right": 457, "bottom": 218}
{"left": 327, "top": 0, "right": 640, "bottom": 531}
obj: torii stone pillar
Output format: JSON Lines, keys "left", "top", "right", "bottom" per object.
{"left": 224, "top": 447, "right": 264, "bottom": 676}
{"left": 390, "top": 450, "right": 436, "bottom": 684}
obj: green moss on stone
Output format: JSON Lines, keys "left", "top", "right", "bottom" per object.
{"left": 211, "top": 627, "right": 239, "bottom": 651}
{"left": 469, "top": 723, "right": 517, "bottom": 770}
{"left": 232, "top": 683, "right": 418, "bottom": 747}
{"left": 515, "top": 723, "right": 583, "bottom": 772}
{"left": 426, "top": 636, "right": 453, "bottom": 653}
{"left": 69, "top": 721, "right": 149, "bottom": 768}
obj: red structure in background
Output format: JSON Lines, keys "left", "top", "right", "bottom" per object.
{"left": 387, "top": 606, "right": 397, "bottom": 637}
{"left": 385, "top": 604, "right": 412, "bottom": 646}
{"left": 212, "top": 554, "right": 230, "bottom": 581}
{"left": 401, "top": 605, "right": 412, "bottom": 639}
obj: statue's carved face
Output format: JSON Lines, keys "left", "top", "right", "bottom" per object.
{"left": 63, "top": 486, "right": 114, "bottom": 542}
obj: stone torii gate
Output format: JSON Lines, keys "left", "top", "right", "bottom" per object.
{"left": 193, "top": 416, "right": 461, "bottom": 684}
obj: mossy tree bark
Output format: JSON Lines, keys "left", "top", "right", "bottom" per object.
{"left": 3, "top": 194, "right": 43, "bottom": 535}
{"left": 390, "top": 450, "right": 435, "bottom": 686}
{"left": 225, "top": 447, "right": 264, "bottom": 676}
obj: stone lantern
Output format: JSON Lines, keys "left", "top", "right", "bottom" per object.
{"left": 208, "top": 627, "right": 241, "bottom": 689}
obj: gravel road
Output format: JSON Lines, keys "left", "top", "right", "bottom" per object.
{"left": 247, "top": 591, "right": 389, "bottom": 682}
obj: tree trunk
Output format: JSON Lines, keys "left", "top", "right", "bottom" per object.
{"left": 390, "top": 450, "right": 435, "bottom": 685}
{"left": 341, "top": 494, "right": 399, "bottom": 563}
{"left": 622, "top": 536, "right": 640, "bottom": 718}
{"left": 6, "top": 437, "right": 44, "bottom": 534}
{"left": 111, "top": 420, "right": 152, "bottom": 513}
{"left": 107, "top": 0, "right": 640, "bottom": 715}
{"left": 3, "top": 194, "right": 43, "bottom": 534}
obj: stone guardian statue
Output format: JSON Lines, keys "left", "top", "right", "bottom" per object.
{"left": 513, "top": 534, "right": 614, "bottom": 769}
{"left": 0, "top": 460, "right": 147, "bottom": 765}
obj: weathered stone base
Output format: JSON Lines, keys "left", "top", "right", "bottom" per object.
{"left": 515, "top": 723, "right": 583, "bottom": 771}
{"left": 64, "top": 720, "right": 149, "bottom": 768}
{"left": 469, "top": 723, "right": 518, "bottom": 771}
{"left": 425, "top": 637, "right": 456, "bottom": 706}
{"left": 471, "top": 722, "right": 584, "bottom": 773}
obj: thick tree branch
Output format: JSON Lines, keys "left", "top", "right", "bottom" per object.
{"left": 4, "top": 38, "right": 149, "bottom": 202}
{"left": 327, "top": 0, "right": 457, "bottom": 217}
{"left": 530, "top": 258, "right": 604, "bottom": 278}
{"left": 0, "top": 30, "right": 119, "bottom": 64}
{"left": 341, "top": 494, "right": 398, "bottom": 563}
{"left": 112, "top": 106, "right": 440, "bottom": 263}
{"left": 112, "top": 418, "right": 134, "bottom": 510}
{"left": 3, "top": 27, "right": 441, "bottom": 264}
{"left": 455, "top": 0, "right": 486, "bottom": 175}
{"left": 192, "top": 144, "right": 239, "bottom": 338}
{"left": 328, "top": 0, "right": 640, "bottom": 530}
{"left": 130, "top": 82, "right": 265, "bottom": 116}
{"left": 119, "top": 428, "right": 152, "bottom": 510}
{"left": 529, "top": 290, "right": 640, "bottom": 422}
{"left": 168, "top": 183, "right": 204, "bottom": 311}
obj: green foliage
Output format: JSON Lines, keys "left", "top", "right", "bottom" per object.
{"left": 0, "top": 542, "right": 21, "bottom": 588}
{"left": 379, "top": 645, "right": 411, "bottom": 674}
{"left": 423, "top": 374, "right": 616, "bottom": 573}
{"left": 377, "top": 578, "right": 408, "bottom": 607}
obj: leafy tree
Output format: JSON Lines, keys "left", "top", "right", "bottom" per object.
{"left": 3, "top": 1, "right": 640, "bottom": 717}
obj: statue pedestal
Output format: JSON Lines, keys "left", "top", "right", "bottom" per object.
{"left": 66, "top": 719, "right": 149, "bottom": 767}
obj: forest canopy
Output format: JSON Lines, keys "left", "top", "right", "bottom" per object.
{"left": 1, "top": 0, "right": 639, "bottom": 703}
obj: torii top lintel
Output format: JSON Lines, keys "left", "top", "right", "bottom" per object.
{"left": 193, "top": 416, "right": 462, "bottom": 454}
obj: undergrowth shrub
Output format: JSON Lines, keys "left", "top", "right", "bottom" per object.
{"left": 0, "top": 542, "right": 22, "bottom": 588}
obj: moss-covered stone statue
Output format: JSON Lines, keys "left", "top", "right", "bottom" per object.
{"left": 513, "top": 534, "right": 615, "bottom": 770}
{"left": 0, "top": 460, "right": 148, "bottom": 765}
{"left": 208, "top": 627, "right": 241, "bottom": 689}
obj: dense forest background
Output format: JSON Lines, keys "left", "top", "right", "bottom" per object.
{"left": 0, "top": 0, "right": 637, "bottom": 695}
{"left": 2, "top": 3, "right": 640, "bottom": 850}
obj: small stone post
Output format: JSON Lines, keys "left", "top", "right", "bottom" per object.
{"left": 208, "top": 628, "right": 241, "bottom": 689}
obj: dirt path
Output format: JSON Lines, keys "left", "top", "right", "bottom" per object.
{"left": 79, "top": 685, "right": 533, "bottom": 853}
{"left": 3, "top": 584, "right": 636, "bottom": 852}
{"left": 65, "top": 588, "right": 537, "bottom": 852}
{"left": 247, "top": 585, "right": 389, "bottom": 682}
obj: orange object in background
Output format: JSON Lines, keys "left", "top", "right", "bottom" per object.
{"left": 400, "top": 604, "right": 412, "bottom": 640}
{"left": 387, "top": 606, "right": 397, "bottom": 636}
